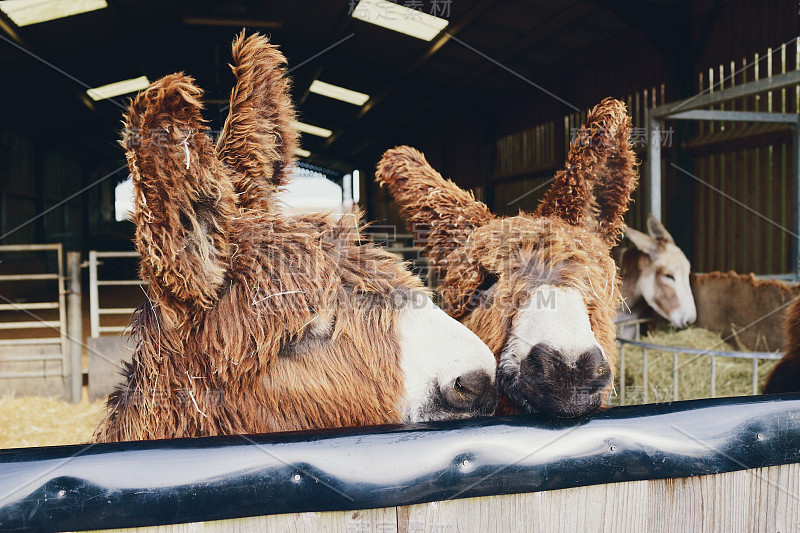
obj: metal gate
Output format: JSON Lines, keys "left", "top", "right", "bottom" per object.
{"left": 88, "top": 250, "right": 144, "bottom": 337}
{"left": 0, "top": 243, "right": 67, "bottom": 381}
{"left": 615, "top": 336, "right": 782, "bottom": 406}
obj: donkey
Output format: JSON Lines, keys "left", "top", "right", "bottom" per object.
{"left": 94, "top": 33, "right": 496, "bottom": 442}
{"left": 376, "top": 98, "right": 638, "bottom": 417}
{"left": 763, "top": 296, "right": 800, "bottom": 394}
{"left": 615, "top": 214, "right": 696, "bottom": 338}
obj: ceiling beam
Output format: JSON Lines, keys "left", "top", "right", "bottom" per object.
{"left": 324, "top": 0, "right": 498, "bottom": 148}
{"left": 297, "top": 8, "right": 356, "bottom": 106}
{"left": 583, "top": 0, "right": 692, "bottom": 65}
{"left": 453, "top": 1, "right": 593, "bottom": 91}
{"left": 106, "top": 0, "right": 151, "bottom": 83}
{"left": 183, "top": 18, "right": 283, "bottom": 29}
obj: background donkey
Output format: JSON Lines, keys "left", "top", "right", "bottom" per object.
{"left": 616, "top": 214, "right": 696, "bottom": 338}
{"left": 763, "top": 296, "right": 800, "bottom": 394}
{"left": 376, "top": 98, "right": 638, "bottom": 417}
{"left": 94, "top": 33, "right": 496, "bottom": 442}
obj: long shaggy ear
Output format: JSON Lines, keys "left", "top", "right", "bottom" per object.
{"left": 376, "top": 146, "right": 494, "bottom": 270}
{"left": 122, "top": 73, "right": 237, "bottom": 316}
{"left": 216, "top": 31, "right": 298, "bottom": 212}
{"left": 536, "top": 97, "right": 638, "bottom": 245}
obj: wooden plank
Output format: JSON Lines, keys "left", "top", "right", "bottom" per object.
{"left": 0, "top": 273, "right": 58, "bottom": 281}
{"left": 105, "top": 507, "right": 397, "bottom": 532}
{"left": 398, "top": 482, "right": 649, "bottom": 533}
{"left": 0, "top": 320, "right": 60, "bottom": 330}
{"left": 0, "top": 302, "right": 58, "bottom": 311}
{"left": 21, "top": 464, "right": 800, "bottom": 532}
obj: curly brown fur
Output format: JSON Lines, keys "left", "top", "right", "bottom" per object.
{"left": 461, "top": 217, "right": 620, "bottom": 415}
{"left": 96, "top": 210, "right": 420, "bottom": 441}
{"left": 376, "top": 146, "right": 495, "bottom": 318}
{"left": 122, "top": 73, "right": 236, "bottom": 325}
{"left": 98, "top": 33, "right": 486, "bottom": 442}
{"left": 376, "top": 98, "right": 637, "bottom": 418}
{"left": 764, "top": 297, "right": 800, "bottom": 394}
{"left": 537, "top": 97, "right": 638, "bottom": 246}
{"left": 217, "top": 31, "right": 298, "bottom": 213}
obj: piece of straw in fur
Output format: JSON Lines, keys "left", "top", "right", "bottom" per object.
{"left": 182, "top": 129, "right": 193, "bottom": 169}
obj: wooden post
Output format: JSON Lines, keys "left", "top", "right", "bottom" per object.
{"left": 67, "top": 251, "right": 82, "bottom": 403}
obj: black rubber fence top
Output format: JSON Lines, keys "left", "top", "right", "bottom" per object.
{"left": 1, "top": 394, "right": 799, "bottom": 532}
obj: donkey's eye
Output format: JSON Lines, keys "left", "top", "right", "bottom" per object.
{"left": 453, "top": 377, "right": 463, "bottom": 392}
{"left": 662, "top": 273, "right": 675, "bottom": 281}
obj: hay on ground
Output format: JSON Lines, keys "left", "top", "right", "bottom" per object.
{"left": 0, "top": 393, "right": 104, "bottom": 449}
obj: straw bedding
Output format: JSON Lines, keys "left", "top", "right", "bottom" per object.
{"left": 0, "top": 392, "right": 103, "bottom": 449}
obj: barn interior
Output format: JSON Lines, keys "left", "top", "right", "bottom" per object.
{"left": 1, "top": 0, "right": 792, "bottom": 263}
{"left": 0, "top": 0, "right": 798, "bottom": 441}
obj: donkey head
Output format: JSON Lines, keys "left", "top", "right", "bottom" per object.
{"left": 110, "top": 32, "right": 495, "bottom": 440}
{"left": 377, "top": 98, "right": 638, "bottom": 418}
{"left": 624, "top": 215, "right": 696, "bottom": 328}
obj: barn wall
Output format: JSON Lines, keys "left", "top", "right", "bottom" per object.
{"left": 379, "top": 0, "right": 800, "bottom": 276}
{"left": 0, "top": 124, "right": 135, "bottom": 257}
{"left": 691, "top": 44, "right": 798, "bottom": 275}
{"left": 0, "top": 131, "right": 37, "bottom": 245}
{"left": 0, "top": 130, "right": 85, "bottom": 249}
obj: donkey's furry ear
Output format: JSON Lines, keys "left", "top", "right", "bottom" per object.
{"left": 646, "top": 214, "right": 674, "bottom": 244}
{"left": 625, "top": 227, "right": 657, "bottom": 256}
{"left": 376, "top": 146, "right": 495, "bottom": 318}
{"left": 217, "top": 31, "right": 298, "bottom": 212}
{"left": 590, "top": 99, "right": 638, "bottom": 244}
{"left": 537, "top": 97, "right": 638, "bottom": 246}
{"left": 123, "top": 73, "right": 237, "bottom": 316}
{"left": 376, "top": 145, "right": 494, "bottom": 267}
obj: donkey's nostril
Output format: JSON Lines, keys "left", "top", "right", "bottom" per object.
{"left": 442, "top": 370, "right": 494, "bottom": 412}
{"left": 456, "top": 370, "right": 491, "bottom": 398}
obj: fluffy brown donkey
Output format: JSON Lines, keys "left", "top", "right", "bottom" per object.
{"left": 763, "top": 297, "right": 800, "bottom": 394}
{"left": 376, "top": 98, "right": 638, "bottom": 417}
{"left": 94, "top": 33, "right": 496, "bottom": 442}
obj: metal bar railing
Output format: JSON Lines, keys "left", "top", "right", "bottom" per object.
{"left": 617, "top": 338, "right": 782, "bottom": 359}
{"left": 88, "top": 251, "right": 144, "bottom": 338}
{"left": 0, "top": 302, "right": 59, "bottom": 311}
{"left": 0, "top": 321, "right": 61, "bottom": 329}
{"left": 615, "top": 335, "right": 782, "bottom": 406}
{"left": 366, "top": 231, "right": 435, "bottom": 288}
